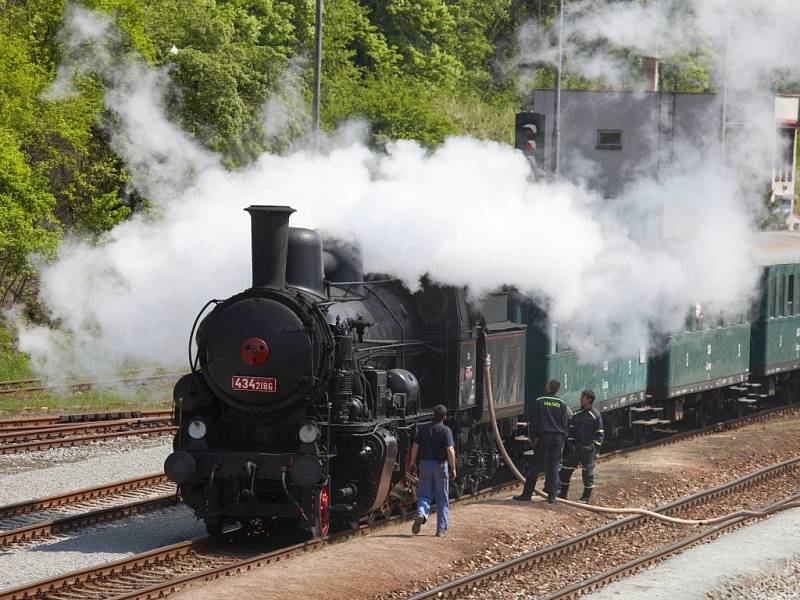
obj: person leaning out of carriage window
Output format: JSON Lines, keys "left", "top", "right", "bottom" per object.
{"left": 408, "top": 404, "right": 457, "bottom": 537}
{"left": 558, "top": 389, "right": 604, "bottom": 504}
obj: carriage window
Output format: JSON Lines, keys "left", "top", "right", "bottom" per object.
{"left": 770, "top": 276, "right": 777, "bottom": 318}
{"left": 556, "top": 327, "right": 572, "bottom": 353}
{"left": 789, "top": 275, "right": 795, "bottom": 316}
{"left": 778, "top": 276, "right": 785, "bottom": 317}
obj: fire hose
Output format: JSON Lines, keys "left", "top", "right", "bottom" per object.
{"left": 483, "top": 354, "right": 800, "bottom": 526}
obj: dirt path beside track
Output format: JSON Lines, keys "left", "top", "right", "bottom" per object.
{"left": 170, "top": 412, "right": 800, "bottom": 600}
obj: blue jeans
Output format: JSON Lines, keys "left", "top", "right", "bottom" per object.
{"left": 417, "top": 459, "right": 449, "bottom": 532}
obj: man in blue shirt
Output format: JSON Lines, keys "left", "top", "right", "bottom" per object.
{"left": 409, "top": 404, "right": 457, "bottom": 537}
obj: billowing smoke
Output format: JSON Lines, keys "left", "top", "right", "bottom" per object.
{"left": 10, "top": 2, "right": 799, "bottom": 378}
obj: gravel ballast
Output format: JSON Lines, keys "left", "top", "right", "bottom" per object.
{"left": 0, "top": 505, "right": 206, "bottom": 591}
{"left": 163, "top": 411, "right": 800, "bottom": 600}
{"left": 0, "top": 437, "right": 172, "bottom": 505}
{"left": 585, "top": 507, "right": 800, "bottom": 600}
{"left": 710, "top": 553, "right": 800, "bottom": 599}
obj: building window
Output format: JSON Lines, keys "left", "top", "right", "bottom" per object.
{"left": 597, "top": 129, "right": 623, "bottom": 150}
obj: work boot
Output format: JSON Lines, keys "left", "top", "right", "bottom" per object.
{"left": 436, "top": 530, "right": 447, "bottom": 537}
{"left": 579, "top": 488, "right": 593, "bottom": 504}
{"left": 412, "top": 514, "right": 426, "bottom": 534}
{"left": 547, "top": 494, "right": 558, "bottom": 504}
{"left": 558, "top": 484, "right": 569, "bottom": 500}
{"left": 513, "top": 494, "right": 532, "bottom": 502}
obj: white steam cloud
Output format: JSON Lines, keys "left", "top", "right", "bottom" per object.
{"left": 11, "top": 2, "right": 799, "bottom": 378}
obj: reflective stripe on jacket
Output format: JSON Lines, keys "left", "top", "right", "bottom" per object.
{"left": 566, "top": 407, "right": 604, "bottom": 447}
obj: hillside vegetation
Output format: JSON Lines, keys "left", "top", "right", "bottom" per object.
{"left": 0, "top": 0, "right": 796, "bottom": 380}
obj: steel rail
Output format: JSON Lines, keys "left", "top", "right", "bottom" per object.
{"left": 599, "top": 402, "right": 800, "bottom": 459}
{"left": 408, "top": 456, "right": 800, "bottom": 599}
{"left": 0, "top": 410, "right": 173, "bottom": 431}
{"left": 0, "top": 494, "right": 178, "bottom": 548}
{"left": 0, "top": 426, "right": 176, "bottom": 455}
{"left": 0, "top": 474, "right": 171, "bottom": 520}
{"left": 0, "top": 378, "right": 41, "bottom": 391}
{"left": 0, "top": 374, "right": 179, "bottom": 396}
{"left": 0, "top": 479, "right": 518, "bottom": 600}
{"left": 542, "top": 491, "right": 800, "bottom": 600}
{"left": 5, "top": 456, "right": 799, "bottom": 600}
{"left": 1, "top": 403, "right": 797, "bottom": 599}
{"left": 0, "top": 416, "right": 174, "bottom": 444}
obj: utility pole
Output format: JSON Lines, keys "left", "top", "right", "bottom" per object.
{"left": 720, "top": 22, "right": 730, "bottom": 163}
{"left": 552, "top": 0, "right": 565, "bottom": 182}
{"left": 311, "top": 0, "right": 323, "bottom": 152}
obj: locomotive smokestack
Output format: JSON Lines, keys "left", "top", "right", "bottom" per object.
{"left": 245, "top": 205, "right": 295, "bottom": 289}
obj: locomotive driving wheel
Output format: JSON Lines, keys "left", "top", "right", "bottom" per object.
{"left": 316, "top": 483, "right": 330, "bottom": 538}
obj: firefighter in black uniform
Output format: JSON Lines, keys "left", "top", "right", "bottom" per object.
{"left": 514, "top": 379, "right": 571, "bottom": 504}
{"left": 558, "top": 389, "right": 604, "bottom": 504}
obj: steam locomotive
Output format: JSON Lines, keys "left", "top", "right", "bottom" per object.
{"left": 165, "top": 204, "right": 800, "bottom": 537}
{"left": 164, "top": 206, "right": 527, "bottom": 536}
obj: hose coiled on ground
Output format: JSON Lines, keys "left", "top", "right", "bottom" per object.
{"left": 483, "top": 354, "right": 800, "bottom": 526}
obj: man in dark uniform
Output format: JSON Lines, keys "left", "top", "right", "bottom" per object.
{"left": 514, "top": 379, "right": 571, "bottom": 504}
{"left": 409, "top": 404, "right": 457, "bottom": 537}
{"left": 558, "top": 389, "right": 604, "bottom": 503}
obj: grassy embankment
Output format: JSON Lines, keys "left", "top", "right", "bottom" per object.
{"left": 0, "top": 324, "right": 172, "bottom": 417}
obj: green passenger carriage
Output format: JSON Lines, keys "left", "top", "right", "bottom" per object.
{"left": 748, "top": 232, "right": 800, "bottom": 403}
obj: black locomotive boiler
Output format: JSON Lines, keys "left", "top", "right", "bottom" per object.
{"left": 164, "top": 205, "right": 527, "bottom": 536}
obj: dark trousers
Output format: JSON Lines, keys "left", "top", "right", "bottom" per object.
{"left": 522, "top": 432, "right": 565, "bottom": 497}
{"left": 559, "top": 445, "right": 596, "bottom": 489}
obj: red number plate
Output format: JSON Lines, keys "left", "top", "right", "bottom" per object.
{"left": 231, "top": 375, "right": 277, "bottom": 393}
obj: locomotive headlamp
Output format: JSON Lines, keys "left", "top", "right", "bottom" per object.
{"left": 187, "top": 419, "right": 207, "bottom": 440}
{"left": 298, "top": 423, "right": 319, "bottom": 444}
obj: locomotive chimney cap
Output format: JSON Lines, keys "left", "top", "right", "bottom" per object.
{"left": 245, "top": 205, "right": 296, "bottom": 214}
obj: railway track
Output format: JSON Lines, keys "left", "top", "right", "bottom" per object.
{"left": 4, "top": 455, "right": 799, "bottom": 600}
{"left": 408, "top": 457, "right": 800, "bottom": 600}
{"left": 0, "top": 403, "right": 797, "bottom": 599}
{"left": 541, "top": 492, "right": 800, "bottom": 600}
{"left": 0, "top": 409, "right": 172, "bottom": 430}
{"left": 0, "top": 373, "right": 178, "bottom": 396}
{"left": 0, "top": 474, "right": 176, "bottom": 548}
{"left": 0, "top": 413, "right": 176, "bottom": 455}
{"left": 0, "top": 473, "right": 516, "bottom": 600}
{"left": 598, "top": 401, "right": 800, "bottom": 459}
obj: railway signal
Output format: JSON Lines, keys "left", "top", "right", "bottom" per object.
{"left": 515, "top": 111, "right": 546, "bottom": 172}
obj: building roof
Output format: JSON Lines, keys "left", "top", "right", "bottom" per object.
{"left": 530, "top": 87, "right": 715, "bottom": 97}
{"left": 750, "top": 231, "right": 800, "bottom": 266}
